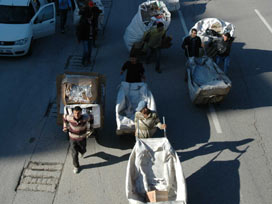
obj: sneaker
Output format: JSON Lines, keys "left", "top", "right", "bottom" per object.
{"left": 73, "top": 167, "right": 79, "bottom": 174}
{"left": 80, "top": 153, "right": 85, "bottom": 158}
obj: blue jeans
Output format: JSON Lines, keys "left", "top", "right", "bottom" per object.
{"left": 216, "top": 55, "right": 230, "bottom": 74}
{"left": 82, "top": 39, "right": 92, "bottom": 64}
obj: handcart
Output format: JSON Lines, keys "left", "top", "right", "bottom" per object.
{"left": 186, "top": 56, "right": 231, "bottom": 104}
{"left": 116, "top": 82, "right": 156, "bottom": 136}
{"left": 56, "top": 72, "right": 106, "bottom": 135}
{"left": 126, "top": 135, "right": 187, "bottom": 204}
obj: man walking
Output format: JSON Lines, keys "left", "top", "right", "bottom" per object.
{"left": 182, "top": 28, "right": 203, "bottom": 81}
{"left": 182, "top": 28, "right": 203, "bottom": 58}
{"left": 76, "top": 8, "right": 94, "bottom": 66}
{"left": 59, "top": 0, "right": 72, "bottom": 33}
{"left": 142, "top": 22, "right": 166, "bottom": 73}
{"left": 120, "top": 54, "right": 145, "bottom": 83}
{"left": 215, "top": 32, "right": 234, "bottom": 74}
{"left": 63, "top": 106, "right": 93, "bottom": 174}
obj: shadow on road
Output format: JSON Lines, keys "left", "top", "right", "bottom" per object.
{"left": 177, "top": 138, "right": 254, "bottom": 162}
{"left": 80, "top": 151, "right": 130, "bottom": 170}
{"left": 187, "top": 153, "right": 241, "bottom": 204}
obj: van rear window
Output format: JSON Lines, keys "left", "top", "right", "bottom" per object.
{"left": 0, "top": 5, "right": 35, "bottom": 24}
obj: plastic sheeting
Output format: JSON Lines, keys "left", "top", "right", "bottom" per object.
{"left": 187, "top": 57, "right": 232, "bottom": 104}
{"left": 116, "top": 82, "right": 156, "bottom": 135}
{"left": 126, "top": 138, "right": 187, "bottom": 204}
{"left": 124, "top": 0, "right": 171, "bottom": 51}
{"left": 191, "top": 18, "right": 235, "bottom": 38}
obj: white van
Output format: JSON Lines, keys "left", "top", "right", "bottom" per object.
{"left": 0, "top": 0, "right": 56, "bottom": 56}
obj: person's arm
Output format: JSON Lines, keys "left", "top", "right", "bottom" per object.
{"left": 63, "top": 114, "right": 69, "bottom": 132}
{"left": 140, "top": 64, "right": 146, "bottom": 81}
{"left": 121, "top": 62, "right": 128, "bottom": 74}
{"left": 153, "top": 113, "right": 166, "bottom": 130}
{"left": 181, "top": 36, "right": 188, "bottom": 49}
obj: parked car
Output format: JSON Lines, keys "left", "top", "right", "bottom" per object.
{"left": 0, "top": 0, "right": 56, "bottom": 56}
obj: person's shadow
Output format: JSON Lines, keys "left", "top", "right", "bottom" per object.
{"left": 177, "top": 139, "right": 253, "bottom": 204}
{"left": 178, "top": 138, "right": 254, "bottom": 162}
{"left": 80, "top": 151, "right": 130, "bottom": 170}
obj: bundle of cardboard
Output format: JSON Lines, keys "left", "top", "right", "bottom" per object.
{"left": 61, "top": 75, "right": 99, "bottom": 105}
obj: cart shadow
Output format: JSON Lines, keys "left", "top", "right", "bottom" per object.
{"left": 215, "top": 42, "right": 272, "bottom": 110}
{"left": 177, "top": 138, "right": 254, "bottom": 162}
{"left": 178, "top": 139, "right": 253, "bottom": 204}
{"left": 186, "top": 157, "right": 241, "bottom": 204}
{"left": 80, "top": 151, "right": 130, "bottom": 170}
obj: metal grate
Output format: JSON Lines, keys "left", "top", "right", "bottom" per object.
{"left": 16, "top": 162, "right": 63, "bottom": 193}
{"left": 64, "top": 55, "right": 93, "bottom": 71}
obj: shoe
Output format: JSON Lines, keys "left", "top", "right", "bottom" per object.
{"left": 61, "top": 29, "right": 65, "bottom": 34}
{"left": 80, "top": 153, "right": 85, "bottom": 158}
{"left": 73, "top": 167, "right": 79, "bottom": 174}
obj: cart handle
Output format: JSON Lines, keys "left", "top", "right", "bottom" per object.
{"left": 163, "top": 116, "right": 167, "bottom": 138}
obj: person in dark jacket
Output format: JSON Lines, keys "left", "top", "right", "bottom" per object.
{"left": 89, "top": 1, "right": 102, "bottom": 47}
{"left": 182, "top": 28, "right": 203, "bottom": 58}
{"left": 76, "top": 8, "right": 94, "bottom": 66}
{"left": 215, "top": 32, "right": 234, "bottom": 74}
{"left": 120, "top": 54, "right": 145, "bottom": 83}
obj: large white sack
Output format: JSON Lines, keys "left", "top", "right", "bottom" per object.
{"left": 190, "top": 18, "right": 235, "bottom": 41}
{"left": 116, "top": 82, "right": 156, "bottom": 135}
{"left": 126, "top": 138, "right": 187, "bottom": 204}
{"left": 187, "top": 57, "right": 232, "bottom": 104}
{"left": 161, "top": 0, "right": 180, "bottom": 11}
{"left": 124, "top": 1, "right": 171, "bottom": 51}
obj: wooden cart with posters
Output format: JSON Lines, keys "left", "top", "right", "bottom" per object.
{"left": 56, "top": 72, "right": 106, "bottom": 136}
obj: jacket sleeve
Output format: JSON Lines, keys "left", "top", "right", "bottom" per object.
{"left": 63, "top": 114, "right": 69, "bottom": 129}
{"left": 181, "top": 36, "right": 188, "bottom": 49}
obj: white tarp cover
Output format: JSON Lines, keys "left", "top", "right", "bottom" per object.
{"left": 116, "top": 82, "right": 156, "bottom": 135}
{"left": 124, "top": 0, "right": 171, "bottom": 51}
{"left": 64, "top": 104, "right": 101, "bottom": 128}
{"left": 187, "top": 57, "right": 232, "bottom": 104}
{"left": 161, "top": 0, "right": 180, "bottom": 11}
{"left": 126, "top": 138, "right": 187, "bottom": 204}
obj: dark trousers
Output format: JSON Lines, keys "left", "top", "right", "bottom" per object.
{"left": 146, "top": 47, "right": 161, "bottom": 70}
{"left": 60, "top": 9, "right": 68, "bottom": 30}
{"left": 82, "top": 39, "right": 93, "bottom": 65}
{"left": 70, "top": 138, "right": 86, "bottom": 168}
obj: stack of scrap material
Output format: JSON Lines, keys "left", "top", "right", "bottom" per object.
{"left": 124, "top": 0, "right": 171, "bottom": 51}
{"left": 61, "top": 75, "right": 99, "bottom": 105}
{"left": 56, "top": 72, "right": 105, "bottom": 127}
{"left": 190, "top": 18, "right": 235, "bottom": 58}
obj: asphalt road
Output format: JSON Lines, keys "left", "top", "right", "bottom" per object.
{"left": 0, "top": 0, "right": 272, "bottom": 203}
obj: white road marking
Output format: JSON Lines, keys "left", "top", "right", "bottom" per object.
{"left": 177, "top": 8, "right": 223, "bottom": 134}
{"left": 209, "top": 104, "right": 223, "bottom": 134}
{"left": 255, "top": 9, "right": 272, "bottom": 34}
{"left": 178, "top": 10, "right": 189, "bottom": 34}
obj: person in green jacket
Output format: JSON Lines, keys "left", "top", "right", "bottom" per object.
{"left": 142, "top": 22, "right": 166, "bottom": 73}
